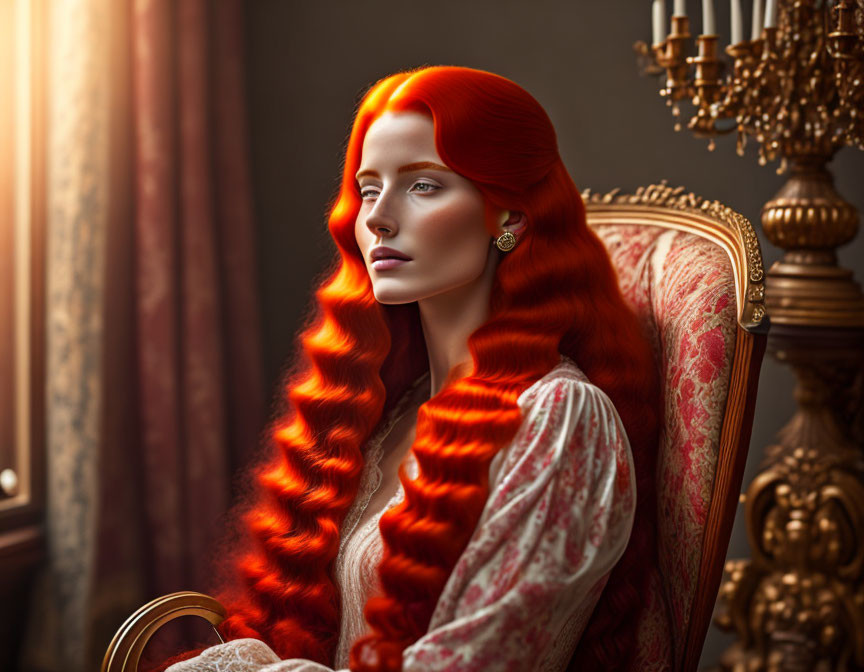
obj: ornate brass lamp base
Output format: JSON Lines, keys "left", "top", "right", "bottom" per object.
{"left": 766, "top": 261, "right": 864, "bottom": 328}
{"left": 714, "top": 156, "right": 864, "bottom": 672}
{"left": 715, "top": 326, "right": 864, "bottom": 672}
{"left": 761, "top": 159, "right": 864, "bottom": 328}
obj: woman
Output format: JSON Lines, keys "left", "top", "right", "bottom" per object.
{"left": 164, "top": 65, "right": 661, "bottom": 672}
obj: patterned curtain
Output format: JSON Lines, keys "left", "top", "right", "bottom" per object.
{"left": 20, "top": 1, "right": 264, "bottom": 670}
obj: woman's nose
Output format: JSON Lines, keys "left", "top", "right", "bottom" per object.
{"left": 365, "top": 201, "right": 398, "bottom": 237}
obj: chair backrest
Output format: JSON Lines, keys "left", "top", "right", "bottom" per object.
{"left": 583, "top": 183, "right": 768, "bottom": 672}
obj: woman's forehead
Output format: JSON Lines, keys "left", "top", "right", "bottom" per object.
{"left": 360, "top": 112, "right": 440, "bottom": 168}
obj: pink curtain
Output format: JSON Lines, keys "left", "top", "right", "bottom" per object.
{"left": 128, "top": 0, "right": 265, "bottom": 662}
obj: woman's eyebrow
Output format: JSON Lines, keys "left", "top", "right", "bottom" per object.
{"left": 355, "top": 161, "right": 453, "bottom": 181}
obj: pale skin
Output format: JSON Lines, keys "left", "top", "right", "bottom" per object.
{"left": 352, "top": 111, "right": 526, "bottom": 529}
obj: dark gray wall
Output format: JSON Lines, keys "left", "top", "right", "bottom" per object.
{"left": 243, "top": 1, "right": 864, "bottom": 667}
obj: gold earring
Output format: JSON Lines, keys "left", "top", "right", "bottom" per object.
{"left": 495, "top": 231, "right": 516, "bottom": 252}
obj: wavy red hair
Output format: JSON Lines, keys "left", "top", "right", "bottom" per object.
{"left": 208, "top": 66, "right": 661, "bottom": 672}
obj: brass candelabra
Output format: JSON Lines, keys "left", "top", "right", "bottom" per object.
{"left": 637, "top": 2, "right": 864, "bottom": 670}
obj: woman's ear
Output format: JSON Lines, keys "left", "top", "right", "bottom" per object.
{"left": 498, "top": 210, "right": 528, "bottom": 240}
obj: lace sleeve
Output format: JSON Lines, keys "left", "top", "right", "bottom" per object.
{"left": 167, "top": 369, "right": 637, "bottom": 672}
{"left": 163, "top": 639, "right": 335, "bottom": 672}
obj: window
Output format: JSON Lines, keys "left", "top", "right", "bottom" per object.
{"left": 0, "top": 0, "right": 47, "bottom": 586}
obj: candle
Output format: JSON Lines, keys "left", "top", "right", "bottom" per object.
{"left": 674, "top": 0, "right": 687, "bottom": 16}
{"left": 765, "top": 0, "right": 777, "bottom": 28}
{"left": 653, "top": 0, "right": 667, "bottom": 44}
{"left": 702, "top": 0, "right": 716, "bottom": 34}
{"left": 731, "top": 0, "right": 743, "bottom": 42}
{"left": 751, "top": 0, "right": 764, "bottom": 39}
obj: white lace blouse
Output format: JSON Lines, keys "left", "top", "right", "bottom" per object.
{"left": 166, "top": 357, "right": 637, "bottom": 672}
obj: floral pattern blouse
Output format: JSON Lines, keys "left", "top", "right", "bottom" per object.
{"left": 166, "top": 357, "right": 637, "bottom": 672}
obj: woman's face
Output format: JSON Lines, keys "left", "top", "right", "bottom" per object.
{"left": 354, "top": 111, "right": 494, "bottom": 305}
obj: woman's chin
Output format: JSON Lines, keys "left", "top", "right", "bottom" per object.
{"left": 372, "top": 289, "right": 418, "bottom": 305}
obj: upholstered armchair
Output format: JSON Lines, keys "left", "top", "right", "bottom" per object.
{"left": 583, "top": 182, "right": 767, "bottom": 671}
{"left": 102, "top": 182, "right": 768, "bottom": 672}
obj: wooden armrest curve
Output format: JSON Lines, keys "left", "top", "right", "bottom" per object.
{"left": 101, "top": 591, "right": 227, "bottom": 672}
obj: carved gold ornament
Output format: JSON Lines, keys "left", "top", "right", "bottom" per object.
{"left": 582, "top": 181, "right": 767, "bottom": 333}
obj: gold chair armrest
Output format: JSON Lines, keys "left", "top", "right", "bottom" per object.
{"left": 101, "top": 591, "right": 226, "bottom": 672}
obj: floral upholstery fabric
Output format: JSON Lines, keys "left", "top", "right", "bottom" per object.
{"left": 591, "top": 223, "right": 738, "bottom": 671}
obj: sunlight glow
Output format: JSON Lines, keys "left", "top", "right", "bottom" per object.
{"left": 1, "top": 0, "right": 33, "bottom": 510}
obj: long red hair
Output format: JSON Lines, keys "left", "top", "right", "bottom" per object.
{"left": 210, "top": 66, "right": 661, "bottom": 671}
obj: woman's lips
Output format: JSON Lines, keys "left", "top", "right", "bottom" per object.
{"left": 371, "top": 258, "right": 410, "bottom": 271}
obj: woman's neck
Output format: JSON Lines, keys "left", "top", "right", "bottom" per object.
{"left": 418, "top": 246, "right": 498, "bottom": 397}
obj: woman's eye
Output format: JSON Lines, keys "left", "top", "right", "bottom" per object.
{"left": 410, "top": 181, "right": 440, "bottom": 194}
{"left": 359, "top": 181, "right": 438, "bottom": 200}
